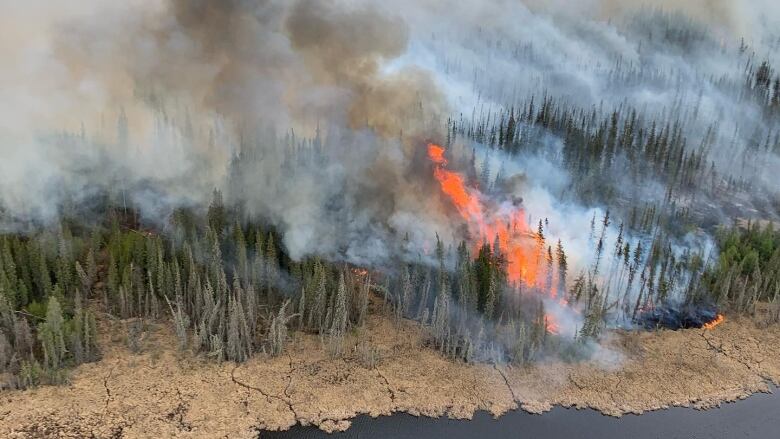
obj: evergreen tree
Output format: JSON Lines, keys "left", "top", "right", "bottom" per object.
{"left": 556, "top": 240, "right": 568, "bottom": 299}
{"left": 38, "top": 296, "right": 66, "bottom": 370}
{"left": 207, "top": 189, "right": 226, "bottom": 235}
{"left": 265, "top": 233, "right": 279, "bottom": 303}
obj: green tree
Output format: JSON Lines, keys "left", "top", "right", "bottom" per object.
{"left": 38, "top": 297, "right": 67, "bottom": 370}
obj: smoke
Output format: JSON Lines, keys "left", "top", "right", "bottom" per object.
{"left": 597, "top": 0, "right": 780, "bottom": 46}
{"left": 0, "top": 0, "right": 778, "bottom": 278}
{"left": 397, "top": 0, "right": 779, "bottom": 222}
{"left": 0, "top": 0, "right": 446, "bottom": 232}
{"left": 48, "top": 0, "right": 446, "bottom": 135}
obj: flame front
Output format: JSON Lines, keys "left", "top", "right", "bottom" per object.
{"left": 703, "top": 314, "right": 725, "bottom": 330}
{"left": 427, "top": 143, "right": 542, "bottom": 288}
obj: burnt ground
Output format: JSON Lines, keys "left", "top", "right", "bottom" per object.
{"left": 0, "top": 311, "right": 778, "bottom": 438}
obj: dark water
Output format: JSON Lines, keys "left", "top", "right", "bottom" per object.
{"left": 261, "top": 389, "right": 779, "bottom": 439}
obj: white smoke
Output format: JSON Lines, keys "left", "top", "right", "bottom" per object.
{"left": 0, "top": 0, "right": 777, "bottom": 271}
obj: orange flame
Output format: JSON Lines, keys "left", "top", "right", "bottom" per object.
{"left": 427, "top": 143, "right": 543, "bottom": 289}
{"left": 428, "top": 144, "right": 447, "bottom": 165}
{"left": 351, "top": 268, "right": 369, "bottom": 277}
{"left": 703, "top": 314, "right": 725, "bottom": 330}
{"left": 545, "top": 316, "right": 560, "bottom": 335}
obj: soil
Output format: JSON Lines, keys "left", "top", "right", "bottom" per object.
{"left": 1, "top": 311, "right": 778, "bottom": 438}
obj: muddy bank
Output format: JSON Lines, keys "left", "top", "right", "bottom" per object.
{"left": 0, "top": 313, "right": 778, "bottom": 438}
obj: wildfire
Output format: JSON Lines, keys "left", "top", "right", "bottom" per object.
{"left": 703, "top": 314, "right": 725, "bottom": 330}
{"left": 426, "top": 143, "right": 542, "bottom": 288}
{"left": 351, "top": 267, "right": 369, "bottom": 278}
{"left": 545, "top": 316, "right": 560, "bottom": 335}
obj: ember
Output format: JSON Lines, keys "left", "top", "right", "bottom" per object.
{"left": 636, "top": 304, "right": 721, "bottom": 330}
{"left": 703, "top": 314, "right": 725, "bottom": 330}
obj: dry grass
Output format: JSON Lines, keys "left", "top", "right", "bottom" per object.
{"left": 1, "top": 309, "right": 778, "bottom": 437}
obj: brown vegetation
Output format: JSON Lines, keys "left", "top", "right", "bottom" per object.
{"left": 1, "top": 310, "right": 778, "bottom": 438}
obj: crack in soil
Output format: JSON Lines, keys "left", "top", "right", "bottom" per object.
{"left": 231, "top": 365, "right": 300, "bottom": 421}
{"left": 376, "top": 369, "right": 397, "bottom": 404}
{"left": 699, "top": 331, "right": 767, "bottom": 379}
{"left": 230, "top": 365, "right": 286, "bottom": 404}
{"left": 103, "top": 367, "right": 114, "bottom": 410}
{"left": 568, "top": 373, "right": 586, "bottom": 390}
{"left": 284, "top": 353, "right": 299, "bottom": 399}
{"left": 493, "top": 364, "right": 519, "bottom": 403}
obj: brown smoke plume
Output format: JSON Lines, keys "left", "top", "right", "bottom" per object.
{"left": 52, "top": 0, "right": 445, "bottom": 139}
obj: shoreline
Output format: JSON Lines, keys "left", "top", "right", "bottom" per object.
{"left": 265, "top": 386, "right": 780, "bottom": 439}
{"left": 1, "top": 313, "right": 778, "bottom": 437}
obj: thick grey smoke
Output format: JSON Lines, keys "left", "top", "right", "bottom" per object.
{"left": 0, "top": 0, "right": 777, "bottom": 278}
{"left": 0, "top": 0, "right": 448, "bottom": 251}
{"left": 393, "top": 0, "right": 779, "bottom": 223}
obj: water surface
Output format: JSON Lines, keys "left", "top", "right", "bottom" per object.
{"left": 263, "top": 389, "right": 779, "bottom": 439}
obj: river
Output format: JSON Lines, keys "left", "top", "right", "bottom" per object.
{"left": 262, "top": 388, "right": 779, "bottom": 439}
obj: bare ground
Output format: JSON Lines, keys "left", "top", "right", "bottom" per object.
{"left": 1, "top": 312, "right": 778, "bottom": 438}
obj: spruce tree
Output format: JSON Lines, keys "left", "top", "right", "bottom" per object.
{"left": 330, "top": 272, "right": 348, "bottom": 346}
{"left": 38, "top": 296, "right": 66, "bottom": 370}
{"left": 265, "top": 233, "right": 278, "bottom": 303}
{"left": 556, "top": 240, "right": 568, "bottom": 300}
